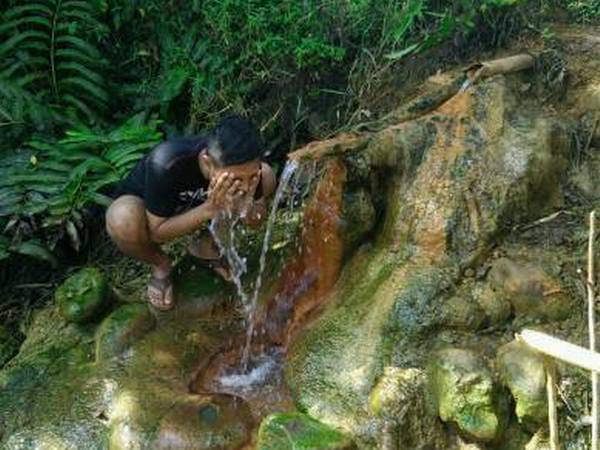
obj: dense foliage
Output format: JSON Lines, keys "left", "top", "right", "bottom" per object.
{"left": 0, "top": 0, "right": 595, "bottom": 262}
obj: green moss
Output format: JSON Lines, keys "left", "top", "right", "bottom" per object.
{"left": 94, "top": 303, "right": 155, "bottom": 361}
{"left": 256, "top": 413, "right": 355, "bottom": 450}
{"left": 55, "top": 267, "right": 109, "bottom": 324}
{"left": 428, "top": 348, "right": 505, "bottom": 442}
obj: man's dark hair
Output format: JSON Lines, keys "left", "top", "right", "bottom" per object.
{"left": 208, "top": 114, "right": 263, "bottom": 166}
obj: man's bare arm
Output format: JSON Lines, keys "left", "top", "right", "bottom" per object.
{"left": 146, "top": 203, "right": 215, "bottom": 243}
{"left": 146, "top": 173, "right": 240, "bottom": 243}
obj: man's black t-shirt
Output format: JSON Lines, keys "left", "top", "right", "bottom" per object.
{"left": 115, "top": 135, "right": 211, "bottom": 217}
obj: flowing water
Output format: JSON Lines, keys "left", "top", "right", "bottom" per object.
{"left": 207, "top": 159, "right": 317, "bottom": 374}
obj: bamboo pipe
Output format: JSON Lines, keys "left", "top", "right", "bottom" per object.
{"left": 517, "top": 329, "right": 600, "bottom": 373}
{"left": 464, "top": 53, "right": 536, "bottom": 84}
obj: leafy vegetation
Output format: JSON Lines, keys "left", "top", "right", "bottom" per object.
{"left": 0, "top": 114, "right": 162, "bottom": 259}
{"left": 0, "top": 0, "right": 109, "bottom": 144}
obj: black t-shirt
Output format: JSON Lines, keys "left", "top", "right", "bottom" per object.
{"left": 115, "top": 135, "right": 211, "bottom": 217}
{"left": 115, "top": 134, "right": 264, "bottom": 217}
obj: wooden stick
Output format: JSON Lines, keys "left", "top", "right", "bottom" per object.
{"left": 518, "top": 330, "right": 600, "bottom": 373}
{"left": 547, "top": 361, "right": 560, "bottom": 450}
{"left": 589, "top": 210, "right": 598, "bottom": 450}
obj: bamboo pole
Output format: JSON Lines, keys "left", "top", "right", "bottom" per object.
{"left": 547, "top": 361, "right": 560, "bottom": 450}
{"left": 589, "top": 210, "right": 598, "bottom": 450}
{"left": 518, "top": 330, "right": 600, "bottom": 373}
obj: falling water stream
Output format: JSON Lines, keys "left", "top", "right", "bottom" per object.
{"left": 207, "top": 159, "right": 313, "bottom": 379}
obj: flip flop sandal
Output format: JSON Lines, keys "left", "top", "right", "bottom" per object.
{"left": 187, "top": 240, "right": 233, "bottom": 282}
{"left": 194, "top": 256, "right": 233, "bottom": 282}
{"left": 147, "top": 275, "right": 175, "bottom": 311}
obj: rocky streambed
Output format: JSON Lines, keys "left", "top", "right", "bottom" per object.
{"left": 1, "top": 24, "right": 599, "bottom": 450}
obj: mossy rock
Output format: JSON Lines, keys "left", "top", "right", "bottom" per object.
{"left": 94, "top": 303, "right": 155, "bottom": 361}
{"left": 428, "top": 348, "right": 505, "bottom": 442}
{"left": 369, "top": 367, "right": 448, "bottom": 450}
{"left": 497, "top": 341, "right": 547, "bottom": 429}
{"left": 55, "top": 267, "right": 109, "bottom": 324}
{"left": 256, "top": 413, "right": 355, "bottom": 450}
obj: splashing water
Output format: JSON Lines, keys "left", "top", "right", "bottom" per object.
{"left": 208, "top": 159, "right": 318, "bottom": 371}
{"left": 241, "top": 159, "right": 300, "bottom": 368}
{"left": 218, "top": 349, "right": 280, "bottom": 390}
{"left": 459, "top": 77, "right": 472, "bottom": 93}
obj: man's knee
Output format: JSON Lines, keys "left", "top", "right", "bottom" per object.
{"left": 105, "top": 196, "right": 146, "bottom": 244}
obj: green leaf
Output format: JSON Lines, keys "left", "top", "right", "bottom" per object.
{"left": 384, "top": 42, "right": 420, "bottom": 60}
{"left": 11, "top": 240, "right": 58, "bottom": 267}
{"left": 3, "top": 4, "right": 53, "bottom": 20}
{"left": 159, "top": 66, "right": 190, "bottom": 102}
{"left": 0, "top": 16, "right": 52, "bottom": 34}
{"left": 60, "top": 76, "right": 109, "bottom": 104}
{"left": 0, "top": 30, "right": 49, "bottom": 58}
{"left": 55, "top": 35, "right": 101, "bottom": 59}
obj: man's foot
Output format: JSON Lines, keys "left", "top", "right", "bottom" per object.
{"left": 147, "top": 274, "right": 175, "bottom": 311}
{"left": 187, "top": 239, "right": 232, "bottom": 282}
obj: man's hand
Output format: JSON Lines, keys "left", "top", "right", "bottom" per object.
{"left": 205, "top": 172, "right": 241, "bottom": 218}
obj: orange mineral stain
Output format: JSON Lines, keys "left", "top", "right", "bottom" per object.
{"left": 265, "top": 158, "right": 347, "bottom": 346}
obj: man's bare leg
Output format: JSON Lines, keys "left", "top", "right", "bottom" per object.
{"left": 105, "top": 195, "right": 174, "bottom": 307}
{"left": 187, "top": 230, "right": 231, "bottom": 280}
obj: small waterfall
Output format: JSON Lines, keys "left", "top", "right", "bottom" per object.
{"left": 208, "top": 159, "right": 318, "bottom": 372}
{"left": 241, "top": 159, "right": 299, "bottom": 369}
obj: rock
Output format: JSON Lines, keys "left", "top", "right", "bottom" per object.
{"left": 150, "top": 394, "right": 254, "bottom": 450}
{"left": 488, "top": 258, "right": 571, "bottom": 320}
{"left": 440, "top": 295, "right": 486, "bottom": 331}
{"left": 256, "top": 412, "right": 355, "bottom": 450}
{"left": 472, "top": 283, "right": 512, "bottom": 325}
{"left": 497, "top": 341, "right": 547, "bottom": 429}
{"left": 288, "top": 75, "right": 570, "bottom": 445}
{"left": 0, "top": 326, "right": 19, "bottom": 368}
{"left": 55, "top": 267, "right": 109, "bottom": 324}
{"left": 428, "top": 348, "right": 504, "bottom": 442}
{"left": 369, "top": 367, "right": 448, "bottom": 450}
{"left": 94, "top": 303, "right": 155, "bottom": 361}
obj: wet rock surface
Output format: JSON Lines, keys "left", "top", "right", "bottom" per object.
{"left": 286, "top": 69, "right": 571, "bottom": 447}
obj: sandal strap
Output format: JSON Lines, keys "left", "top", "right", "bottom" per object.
{"left": 147, "top": 275, "right": 174, "bottom": 310}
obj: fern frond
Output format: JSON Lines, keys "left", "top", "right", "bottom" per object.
{"left": 55, "top": 35, "right": 102, "bottom": 59}
{"left": 0, "top": 0, "right": 109, "bottom": 124}
{"left": 3, "top": 4, "right": 54, "bottom": 20}
{"left": 0, "top": 16, "right": 52, "bottom": 34}
{"left": 60, "top": 77, "right": 109, "bottom": 104}
{"left": 61, "top": 94, "right": 97, "bottom": 123}
{"left": 0, "top": 31, "right": 49, "bottom": 57}
{"left": 57, "top": 61, "right": 104, "bottom": 84}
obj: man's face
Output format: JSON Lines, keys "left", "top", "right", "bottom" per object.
{"left": 213, "top": 160, "right": 261, "bottom": 196}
